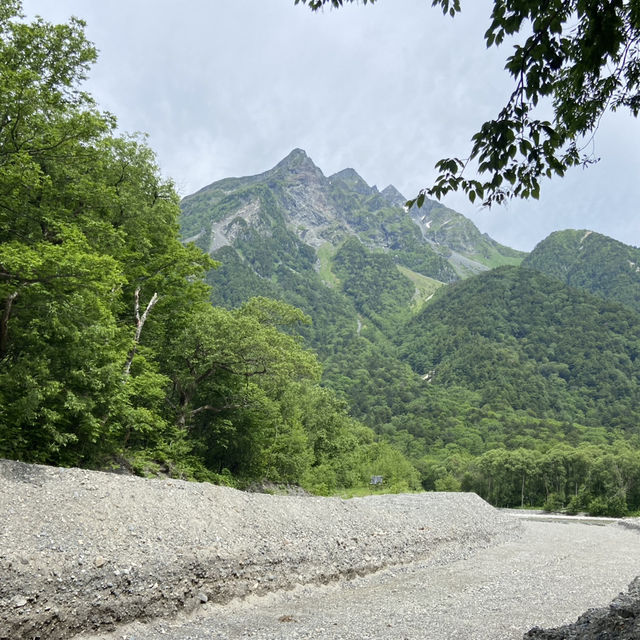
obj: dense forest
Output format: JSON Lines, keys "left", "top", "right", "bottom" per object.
{"left": 523, "top": 229, "right": 640, "bottom": 313}
{"left": 0, "top": 2, "right": 419, "bottom": 494}
{"left": 3, "top": 2, "right": 640, "bottom": 517}
{"left": 394, "top": 266, "right": 640, "bottom": 516}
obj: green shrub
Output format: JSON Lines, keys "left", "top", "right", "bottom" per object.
{"left": 588, "top": 492, "right": 627, "bottom": 517}
{"left": 543, "top": 492, "right": 564, "bottom": 512}
{"left": 565, "top": 490, "right": 589, "bottom": 515}
{"left": 435, "top": 474, "right": 462, "bottom": 492}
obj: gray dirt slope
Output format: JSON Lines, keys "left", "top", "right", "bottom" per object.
{"left": 0, "top": 459, "right": 520, "bottom": 640}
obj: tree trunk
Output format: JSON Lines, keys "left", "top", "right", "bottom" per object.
{"left": 123, "top": 288, "right": 158, "bottom": 376}
{"left": 0, "top": 291, "right": 18, "bottom": 359}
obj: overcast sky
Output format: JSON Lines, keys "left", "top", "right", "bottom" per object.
{"left": 21, "top": 0, "right": 640, "bottom": 251}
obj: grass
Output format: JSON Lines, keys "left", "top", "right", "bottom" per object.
{"left": 397, "top": 265, "right": 445, "bottom": 308}
{"left": 467, "top": 246, "right": 526, "bottom": 269}
{"left": 316, "top": 242, "right": 340, "bottom": 288}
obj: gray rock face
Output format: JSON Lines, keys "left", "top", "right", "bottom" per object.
{"left": 181, "top": 149, "right": 463, "bottom": 256}
{"left": 380, "top": 184, "right": 407, "bottom": 207}
{"left": 180, "top": 149, "right": 525, "bottom": 289}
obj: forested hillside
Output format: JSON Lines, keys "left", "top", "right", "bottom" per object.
{"left": 387, "top": 266, "right": 640, "bottom": 514}
{"left": 400, "top": 266, "right": 640, "bottom": 430}
{"left": 523, "top": 229, "right": 640, "bottom": 312}
{"left": 180, "top": 148, "right": 530, "bottom": 449}
{"left": 181, "top": 154, "right": 640, "bottom": 515}
{"left": 0, "top": 3, "right": 419, "bottom": 495}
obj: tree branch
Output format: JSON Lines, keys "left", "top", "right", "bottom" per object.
{"left": 189, "top": 401, "right": 248, "bottom": 418}
{"left": 123, "top": 288, "right": 159, "bottom": 376}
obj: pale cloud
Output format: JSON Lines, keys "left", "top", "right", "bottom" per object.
{"left": 21, "top": 0, "right": 640, "bottom": 251}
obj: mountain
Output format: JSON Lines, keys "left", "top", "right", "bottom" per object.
{"left": 399, "top": 265, "right": 640, "bottom": 432}
{"left": 180, "top": 148, "right": 524, "bottom": 284}
{"left": 179, "top": 154, "right": 640, "bottom": 511}
{"left": 410, "top": 200, "right": 525, "bottom": 277}
{"left": 522, "top": 229, "right": 640, "bottom": 312}
{"left": 179, "top": 149, "right": 523, "bottom": 359}
{"left": 178, "top": 149, "right": 522, "bottom": 440}
{"left": 180, "top": 152, "right": 640, "bottom": 443}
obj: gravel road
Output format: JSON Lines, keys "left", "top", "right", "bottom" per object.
{"left": 2, "top": 459, "right": 640, "bottom": 640}
{"left": 80, "top": 518, "right": 640, "bottom": 640}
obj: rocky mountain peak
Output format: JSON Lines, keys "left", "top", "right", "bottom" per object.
{"left": 328, "top": 168, "right": 373, "bottom": 196}
{"left": 380, "top": 184, "right": 406, "bottom": 207}
{"left": 273, "top": 148, "right": 322, "bottom": 175}
{"left": 180, "top": 150, "right": 524, "bottom": 275}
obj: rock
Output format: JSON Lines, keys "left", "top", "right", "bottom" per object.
{"left": 0, "top": 458, "right": 520, "bottom": 640}
{"left": 524, "top": 577, "right": 640, "bottom": 639}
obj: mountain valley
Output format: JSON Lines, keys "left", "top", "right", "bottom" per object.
{"left": 180, "top": 150, "right": 640, "bottom": 514}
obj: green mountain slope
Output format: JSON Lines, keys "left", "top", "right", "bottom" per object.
{"left": 399, "top": 265, "right": 640, "bottom": 433}
{"left": 180, "top": 153, "right": 640, "bottom": 446}
{"left": 393, "top": 264, "right": 640, "bottom": 512}
{"left": 522, "top": 229, "right": 640, "bottom": 312}
{"left": 410, "top": 201, "right": 526, "bottom": 276}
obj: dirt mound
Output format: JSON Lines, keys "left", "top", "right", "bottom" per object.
{"left": 0, "top": 459, "right": 520, "bottom": 640}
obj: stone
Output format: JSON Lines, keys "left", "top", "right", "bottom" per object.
{"left": 524, "top": 577, "right": 640, "bottom": 639}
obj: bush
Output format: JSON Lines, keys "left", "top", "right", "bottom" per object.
{"left": 435, "top": 474, "right": 462, "bottom": 492}
{"left": 565, "top": 490, "right": 589, "bottom": 515}
{"left": 587, "top": 492, "right": 627, "bottom": 517}
{"left": 543, "top": 492, "right": 564, "bottom": 512}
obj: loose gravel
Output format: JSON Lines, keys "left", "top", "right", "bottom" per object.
{"left": 0, "top": 459, "right": 520, "bottom": 640}
{"left": 82, "top": 519, "right": 640, "bottom": 640}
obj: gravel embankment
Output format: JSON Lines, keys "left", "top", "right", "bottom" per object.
{"left": 0, "top": 459, "right": 520, "bottom": 640}
{"left": 82, "top": 518, "right": 640, "bottom": 640}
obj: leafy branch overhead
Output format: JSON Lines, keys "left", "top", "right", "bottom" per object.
{"left": 297, "top": 0, "right": 640, "bottom": 206}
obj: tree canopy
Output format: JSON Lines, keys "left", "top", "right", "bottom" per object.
{"left": 0, "top": 0, "right": 421, "bottom": 494}
{"left": 296, "top": 0, "right": 640, "bottom": 207}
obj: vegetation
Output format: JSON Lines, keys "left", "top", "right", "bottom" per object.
{"left": 523, "top": 229, "right": 640, "bottom": 313}
{"left": 399, "top": 266, "right": 640, "bottom": 432}
{"left": 420, "top": 442, "right": 640, "bottom": 517}
{"left": 413, "top": 201, "right": 526, "bottom": 268}
{"left": 183, "top": 140, "right": 640, "bottom": 515}
{"left": 396, "top": 266, "right": 443, "bottom": 309}
{"left": 331, "top": 237, "right": 414, "bottom": 333}
{"left": 326, "top": 175, "right": 461, "bottom": 282}
{"left": 0, "top": 1, "right": 420, "bottom": 494}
